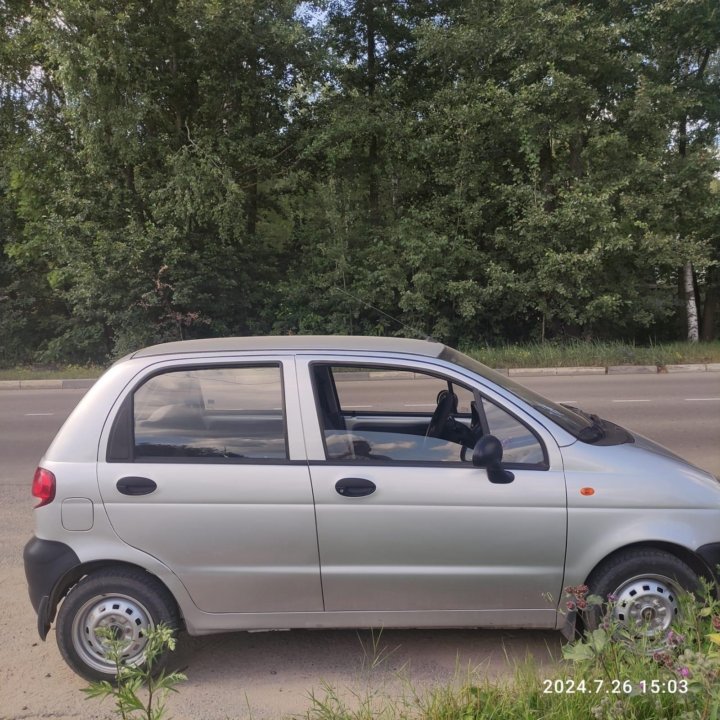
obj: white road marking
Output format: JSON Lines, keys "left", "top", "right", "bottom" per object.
{"left": 25, "top": 412, "right": 54, "bottom": 416}
{"left": 350, "top": 405, "right": 373, "bottom": 409}
{"left": 684, "top": 398, "right": 720, "bottom": 402}
{"left": 404, "top": 403, "right": 436, "bottom": 407}
{"left": 611, "top": 399, "right": 651, "bottom": 403}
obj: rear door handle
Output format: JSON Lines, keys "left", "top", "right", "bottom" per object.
{"left": 116, "top": 476, "right": 157, "bottom": 496}
{"left": 335, "top": 477, "right": 376, "bottom": 498}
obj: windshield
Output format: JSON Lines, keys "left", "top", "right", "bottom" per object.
{"left": 440, "top": 347, "right": 594, "bottom": 438}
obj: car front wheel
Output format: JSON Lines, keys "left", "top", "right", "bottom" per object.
{"left": 586, "top": 548, "right": 700, "bottom": 638}
{"left": 56, "top": 567, "right": 178, "bottom": 682}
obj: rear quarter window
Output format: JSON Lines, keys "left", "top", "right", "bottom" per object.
{"left": 112, "top": 365, "right": 288, "bottom": 461}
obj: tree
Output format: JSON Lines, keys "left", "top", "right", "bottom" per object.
{"left": 1, "top": 0, "right": 718, "bottom": 364}
{"left": 627, "top": 0, "right": 720, "bottom": 341}
{"left": 4, "top": 0, "right": 316, "bottom": 360}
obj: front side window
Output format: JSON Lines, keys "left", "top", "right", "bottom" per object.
{"left": 132, "top": 365, "right": 286, "bottom": 460}
{"left": 313, "top": 364, "right": 546, "bottom": 467}
{"left": 440, "top": 346, "right": 595, "bottom": 438}
{"left": 313, "top": 364, "right": 477, "bottom": 463}
{"left": 482, "top": 398, "right": 545, "bottom": 465}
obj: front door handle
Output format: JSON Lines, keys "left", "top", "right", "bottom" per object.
{"left": 116, "top": 476, "right": 157, "bottom": 496}
{"left": 335, "top": 477, "right": 376, "bottom": 498}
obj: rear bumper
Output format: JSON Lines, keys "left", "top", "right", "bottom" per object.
{"left": 23, "top": 536, "right": 80, "bottom": 639}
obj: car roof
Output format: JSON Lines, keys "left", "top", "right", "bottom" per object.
{"left": 131, "top": 335, "right": 447, "bottom": 359}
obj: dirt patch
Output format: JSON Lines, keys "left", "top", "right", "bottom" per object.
{"left": 0, "top": 565, "right": 562, "bottom": 720}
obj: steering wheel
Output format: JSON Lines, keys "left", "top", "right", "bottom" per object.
{"left": 426, "top": 390, "right": 458, "bottom": 439}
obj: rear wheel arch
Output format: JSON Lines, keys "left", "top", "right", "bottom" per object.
{"left": 55, "top": 565, "right": 181, "bottom": 681}
{"left": 48, "top": 560, "right": 183, "bottom": 633}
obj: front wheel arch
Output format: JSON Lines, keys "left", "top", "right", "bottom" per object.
{"left": 583, "top": 541, "right": 715, "bottom": 591}
{"left": 580, "top": 545, "right": 706, "bottom": 636}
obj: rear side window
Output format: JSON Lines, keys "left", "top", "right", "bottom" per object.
{"left": 130, "top": 365, "right": 287, "bottom": 460}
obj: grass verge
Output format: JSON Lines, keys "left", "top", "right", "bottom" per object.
{"left": 463, "top": 340, "right": 720, "bottom": 369}
{"left": 302, "top": 584, "right": 720, "bottom": 720}
{"left": 1, "top": 341, "right": 719, "bottom": 379}
{"left": 0, "top": 365, "right": 105, "bottom": 381}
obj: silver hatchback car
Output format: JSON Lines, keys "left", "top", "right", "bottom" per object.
{"left": 24, "top": 336, "right": 720, "bottom": 680}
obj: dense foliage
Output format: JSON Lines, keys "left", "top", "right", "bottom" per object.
{"left": 1, "top": 0, "right": 719, "bottom": 364}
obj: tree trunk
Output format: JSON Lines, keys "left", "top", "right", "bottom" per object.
{"left": 701, "top": 269, "right": 718, "bottom": 341}
{"left": 683, "top": 260, "right": 699, "bottom": 342}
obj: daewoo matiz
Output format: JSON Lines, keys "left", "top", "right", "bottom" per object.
{"left": 24, "top": 336, "right": 720, "bottom": 680}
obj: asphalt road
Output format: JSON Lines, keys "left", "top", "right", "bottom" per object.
{"left": 522, "top": 372, "right": 720, "bottom": 476}
{"left": 0, "top": 372, "right": 717, "bottom": 719}
{"left": 1, "top": 372, "right": 718, "bottom": 483}
{"left": 1, "top": 373, "right": 718, "bottom": 566}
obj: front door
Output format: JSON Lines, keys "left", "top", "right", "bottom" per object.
{"left": 97, "top": 358, "right": 323, "bottom": 614}
{"left": 298, "top": 358, "right": 567, "bottom": 622}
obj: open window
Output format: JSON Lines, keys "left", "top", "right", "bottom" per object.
{"left": 311, "top": 364, "right": 547, "bottom": 468}
{"left": 311, "top": 364, "right": 477, "bottom": 463}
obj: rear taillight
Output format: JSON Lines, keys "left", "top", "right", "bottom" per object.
{"left": 32, "top": 467, "right": 56, "bottom": 508}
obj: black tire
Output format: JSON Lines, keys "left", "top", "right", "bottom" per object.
{"left": 56, "top": 566, "right": 179, "bottom": 682}
{"left": 585, "top": 548, "right": 700, "bottom": 636}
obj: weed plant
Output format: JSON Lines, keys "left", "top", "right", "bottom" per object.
{"left": 83, "top": 624, "right": 185, "bottom": 720}
{"left": 303, "top": 581, "right": 720, "bottom": 720}
{"left": 77, "top": 579, "right": 720, "bottom": 720}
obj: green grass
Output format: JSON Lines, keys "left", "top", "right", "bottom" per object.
{"left": 301, "top": 585, "right": 720, "bottom": 720}
{"left": 302, "top": 662, "right": 707, "bottom": 720}
{"left": 462, "top": 340, "right": 720, "bottom": 369}
{"left": 1, "top": 341, "right": 719, "bottom": 379}
{"left": 0, "top": 365, "right": 105, "bottom": 381}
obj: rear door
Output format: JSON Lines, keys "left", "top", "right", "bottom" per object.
{"left": 97, "top": 357, "right": 323, "bottom": 614}
{"left": 298, "top": 356, "right": 567, "bottom": 624}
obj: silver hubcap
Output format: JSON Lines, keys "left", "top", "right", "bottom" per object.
{"left": 611, "top": 575, "right": 681, "bottom": 636}
{"left": 71, "top": 594, "right": 153, "bottom": 674}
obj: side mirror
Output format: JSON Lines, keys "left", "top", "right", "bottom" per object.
{"left": 472, "top": 435, "right": 515, "bottom": 484}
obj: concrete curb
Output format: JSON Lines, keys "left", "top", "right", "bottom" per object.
{"left": 665, "top": 363, "right": 709, "bottom": 373}
{"left": 516, "top": 364, "right": 720, "bottom": 376}
{"left": 60, "top": 379, "right": 98, "bottom": 389}
{"left": 0, "top": 378, "right": 98, "bottom": 390}
{"left": 509, "top": 366, "right": 607, "bottom": 377}
{"left": 607, "top": 365, "right": 657, "bottom": 375}
{"left": 20, "top": 379, "right": 63, "bottom": 389}
{"left": 1, "top": 364, "right": 718, "bottom": 389}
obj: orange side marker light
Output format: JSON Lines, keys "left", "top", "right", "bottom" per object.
{"left": 580, "top": 487, "right": 595, "bottom": 496}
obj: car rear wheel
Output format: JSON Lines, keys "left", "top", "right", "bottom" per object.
{"left": 586, "top": 549, "right": 700, "bottom": 639}
{"left": 56, "top": 567, "right": 178, "bottom": 682}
